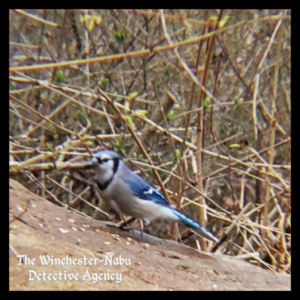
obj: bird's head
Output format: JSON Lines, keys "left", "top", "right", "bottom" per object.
{"left": 85, "top": 150, "right": 121, "bottom": 178}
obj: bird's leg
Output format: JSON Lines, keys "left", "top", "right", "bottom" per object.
{"left": 128, "top": 219, "right": 140, "bottom": 239}
{"left": 137, "top": 219, "right": 150, "bottom": 241}
{"left": 117, "top": 218, "right": 149, "bottom": 242}
{"left": 129, "top": 219, "right": 146, "bottom": 241}
{"left": 139, "top": 219, "right": 144, "bottom": 241}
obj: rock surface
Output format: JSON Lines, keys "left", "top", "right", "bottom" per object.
{"left": 9, "top": 179, "right": 290, "bottom": 290}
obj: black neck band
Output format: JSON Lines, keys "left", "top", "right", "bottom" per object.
{"left": 97, "top": 158, "right": 119, "bottom": 190}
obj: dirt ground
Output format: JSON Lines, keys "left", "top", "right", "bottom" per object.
{"left": 9, "top": 179, "right": 290, "bottom": 290}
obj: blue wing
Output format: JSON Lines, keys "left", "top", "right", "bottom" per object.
{"left": 121, "top": 164, "right": 219, "bottom": 243}
{"left": 122, "top": 171, "right": 170, "bottom": 207}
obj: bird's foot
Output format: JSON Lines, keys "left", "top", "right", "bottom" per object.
{"left": 131, "top": 229, "right": 144, "bottom": 242}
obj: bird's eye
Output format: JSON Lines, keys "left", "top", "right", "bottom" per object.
{"left": 101, "top": 158, "right": 110, "bottom": 164}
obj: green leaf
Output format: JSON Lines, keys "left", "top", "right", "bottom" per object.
{"left": 229, "top": 143, "right": 241, "bottom": 149}
{"left": 47, "top": 164, "right": 54, "bottom": 171}
{"left": 175, "top": 149, "right": 182, "bottom": 160}
{"left": 166, "top": 110, "right": 175, "bottom": 121}
{"left": 80, "top": 15, "right": 101, "bottom": 31}
{"left": 234, "top": 97, "right": 244, "bottom": 106}
{"left": 147, "top": 167, "right": 153, "bottom": 175}
{"left": 114, "top": 134, "right": 125, "bottom": 154}
{"left": 132, "top": 109, "right": 148, "bottom": 118}
{"left": 126, "top": 116, "right": 136, "bottom": 130}
{"left": 128, "top": 91, "right": 138, "bottom": 100}
{"left": 114, "top": 135, "right": 126, "bottom": 156}
{"left": 204, "top": 97, "right": 211, "bottom": 112}
{"left": 163, "top": 66, "right": 170, "bottom": 77}
{"left": 76, "top": 110, "right": 86, "bottom": 122}
{"left": 84, "top": 141, "right": 93, "bottom": 147}
{"left": 124, "top": 101, "right": 130, "bottom": 113}
{"left": 208, "top": 15, "right": 230, "bottom": 28}
{"left": 55, "top": 70, "right": 65, "bottom": 83}
{"left": 219, "top": 16, "right": 230, "bottom": 28}
{"left": 99, "top": 76, "right": 109, "bottom": 87}
{"left": 46, "top": 143, "right": 53, "bottom": 151}
{"left": 113, "top": 30, "right": 128, "bottom": 44}
{"left": 209, "top": 15, "right": 218, "bottom": 21}
{"left": 47, "top": 123, "right": 56, "bottom": 133}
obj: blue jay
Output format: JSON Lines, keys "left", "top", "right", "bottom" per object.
{"left": 87, "top": 150, "right": 219, "bottom": 243}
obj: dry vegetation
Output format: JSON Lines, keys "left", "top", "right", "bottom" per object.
{"left": 9, "top": 9, "right": 291, "bottom": 274}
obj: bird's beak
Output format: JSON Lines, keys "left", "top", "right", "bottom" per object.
{"left": 83, "top": 157, "right": 98, "bottom": 169}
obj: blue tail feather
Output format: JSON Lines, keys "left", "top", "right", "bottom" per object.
{"left": 172, "top": 209, "right": 219, "bottom": 243}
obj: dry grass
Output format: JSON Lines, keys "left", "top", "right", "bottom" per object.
{"left": 9, "top": 9, "right": 291, "bottom": 273}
